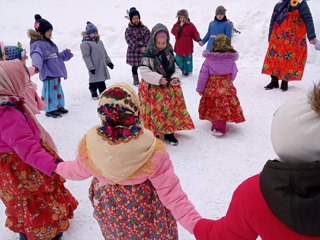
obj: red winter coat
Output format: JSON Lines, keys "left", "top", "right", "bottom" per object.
{"left": 194, "top": 174, "right": 320, "bottom": 240}
{"left": 171, "top": 21, "right": 201, "bottom": 56}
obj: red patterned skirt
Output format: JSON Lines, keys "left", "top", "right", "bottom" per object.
{"left": 89, "top": 178, "right": 178, "bottom": 239}
{"left": 199, "top": 74, "right": 245, "bottom": 123}
{"left": 0, "top": 144, "right": 78, "bottom": 240}
{"left": 138, "top": 80, "right": 194, "bottom": 136}
{"left": 262, "top": 10, "right": 307, "bottom": 81}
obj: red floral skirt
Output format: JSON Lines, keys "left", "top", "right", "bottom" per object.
{"left": 138, "top": 80, "right": 194, "bottom": 136}
{"left": 89, "top": 178, "right": 178, "bottom": 239}
{"left": 199, "top": 74, "right": 245, "bottom": 123}
{"left": 262, "top": 10, "right": 307, "bottom": 81}
{"left": 0, "top": 144, "right": 78, "bottom": 240}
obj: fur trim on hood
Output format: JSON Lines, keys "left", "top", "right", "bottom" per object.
{"left": 202, "top": 50, "right": 239, "bottom": 61}
{"left": 27, "top": 29, "right": 43, "bottom": 41}
{"left": 128, "top": 21, "right": 145, "bottom": 27}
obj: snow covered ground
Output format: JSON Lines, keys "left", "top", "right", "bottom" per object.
{"left": 1, "top": 0, "right": 320, "bottom": 239}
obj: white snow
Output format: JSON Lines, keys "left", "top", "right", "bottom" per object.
{"left": 1, "top": 0, "right": 320, "bottom": 239}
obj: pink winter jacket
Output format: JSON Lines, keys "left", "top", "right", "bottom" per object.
{"left": 56, "top": 149, "right": 201, "bottom": 234}
{"left": 0, "top": 106, "right": 58, "bottom": 175}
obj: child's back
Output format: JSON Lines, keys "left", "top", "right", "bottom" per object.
{"left": 197, "top": 34, "right": 245, "bottom": 136}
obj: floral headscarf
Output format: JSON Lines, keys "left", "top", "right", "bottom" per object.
{"left": 212, "top": 34, "right": 236, "bottom": 53}
{"left": 97, "top": 83, "right": 142, "bottom": 144}
{"left": 143, "top": 23, "right": 176, "bottom": 80}
{"left": 0, "top": 60, "right": 57, "bottom": 151}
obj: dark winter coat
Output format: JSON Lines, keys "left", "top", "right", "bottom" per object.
{"left": 80, "top": 33, "right": 112, "bottom": 83}
{"left": 194, "top": 160, "right": 320, "bottom": 240}
{"left": 125, "top": 22, "right": 150, "bottom": 67}
{"left": 268, "top": 0, "right": 316, "bottom": 41}
{"left": 171, "top": 21, "right": 201, "bottom": 56}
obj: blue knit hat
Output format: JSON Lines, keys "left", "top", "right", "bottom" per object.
{"left": 86, "top": 21, "right": 98, "bottom": 35}
{"left": 129, "top": 7, "right": 140, "bottom": 22}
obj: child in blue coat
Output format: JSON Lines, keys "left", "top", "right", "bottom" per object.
{"left": 201, "top": 6, "right": 232, "bottom": 51}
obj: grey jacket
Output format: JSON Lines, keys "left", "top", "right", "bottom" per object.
{"left": 80, "top": 33, "right": 112, "bottom": 83}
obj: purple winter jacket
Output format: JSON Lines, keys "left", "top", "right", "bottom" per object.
{"left": 196, "top": 50, "right": 239, "bottom": 93}
{"left": 29, "top": 30, "right": 73, "bottom": 81}
{"left": 0, "top": 106, "right": 58, "bottom": 176}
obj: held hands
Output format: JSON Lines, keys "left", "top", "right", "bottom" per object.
{"left": 140, "top": 47, "right": 146, "bottom": 53}
{"left": 310, "top": 38, "right": 317, "bottom": 45}
{"left": 89, "top": 69, "right": 96, "bottom": 75}
{"left": 107, "top": 62, "right": 114, "bottom": 69}
{"left": 198, "top": 41, "right": 204, "bottom": 47}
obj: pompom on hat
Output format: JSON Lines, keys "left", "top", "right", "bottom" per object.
{"left": 86, "top": 21, "right": 98, "bottom": 35}
{"left": 34, "top": 14, "right": 53, "bottom": 36}
{"left": 128, "top": 7, "right": 140, "bottom": 22}
{"left": 271, "top": 84, "right": 320, "bottom": 163}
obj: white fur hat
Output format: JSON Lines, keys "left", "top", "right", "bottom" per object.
{"left": 271, "top": 85, "right": 320, "bottom": 163}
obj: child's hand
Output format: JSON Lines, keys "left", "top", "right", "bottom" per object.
{"left": 66, "top": 48, "right": 72, "bottom": 53}
{"left": 107, "top": 62, "right": 114, "bottom": 69}
{"left": 160, "top": 77, "right": 168, "bottom": 85}
{"left": 315, "top": 39, "right": 320, "bottom": 51}
{"left": 310, "top": 38, "right": 317, "bottom": 45}
{"left": 170, "top": 77, "right": 179, "bottom": 86}
{"left": 140, "top": 47, "right": 146, "bottom": 53}
{"left": 199, "top": 92, "right": 203, "bottom": 96}
{"left": 198, "top": 41, "right": 204, "bottom": 47}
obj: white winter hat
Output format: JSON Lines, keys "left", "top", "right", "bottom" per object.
{"left": 271, "top": 85, "right": 320, "bottom": 163}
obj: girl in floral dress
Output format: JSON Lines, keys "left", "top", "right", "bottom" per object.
{"left": 55, "top": 83, "right": 201, "bottom": 239}
{"left": 138, "top": 23, "right": 194, "bottom": 146}
{"left": 0, "top": 60, "right": 78, "bottom": 240}
{"left": 196, "top": 34, "right": 245, "bottom": 136}
{"left": 262, "top": 0, "right": 317, "bottom": 91}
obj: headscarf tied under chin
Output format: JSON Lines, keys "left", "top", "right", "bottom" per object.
{"left": 143, "top": 23, "right": 176, "bottom": 81}
{"left": 0, "top": 60, "right": 57, "bottom": 152}
{"left": 97, "top": 83, "right": 142, "bottom": 144}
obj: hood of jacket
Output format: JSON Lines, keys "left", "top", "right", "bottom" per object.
{"left": 81, "top": 31, "right": 100, "bottom": 42}
{"left": 202, "top": 50, "right": 239, "bottom": 62}
{"left": 260, "top": 160, "right": 320, "bottom": 236}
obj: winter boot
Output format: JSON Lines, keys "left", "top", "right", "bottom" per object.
{"left": 45, "top": 110, "right": 62, "bottom": 118}
{"left": 133, "top": 74, "right": 140, "bottom": 86}
{"left": 264, "top": 75, "right": 279, "bottom": 90}
{"left": 164, "top": 133, "right": 179, "bottom": 146}
{"left": 280, "top": 80, "right": 288, "bottom": 92}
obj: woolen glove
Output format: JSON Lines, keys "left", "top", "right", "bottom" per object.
{"left": 107, "top": 62, "right": 114, "bottom": 69}
{"left": 89, "top": 69, "right": 95, "bottom": 75}
{"left": 315, "top": 39, "right": 320, "bottom": 51}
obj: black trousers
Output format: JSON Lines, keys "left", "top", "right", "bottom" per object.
{"left": 132, "top": 66, "right": 138, "bottom": 75}
{"left": 89, "top": 81, "right": 106, "bottom": 97}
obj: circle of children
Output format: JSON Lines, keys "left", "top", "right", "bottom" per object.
{"left": 0, "top": 1, "right": 320, "bottom": 239}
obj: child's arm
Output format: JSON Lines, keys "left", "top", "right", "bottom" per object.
{"left": 58, "top": 49, "right": 73, "bottom": 61}
{"left": 80, "top": 42, "right": 95, "bottom": 71}
{"left": 196, "top": 62, "right": 209, "bottom": 93}
{"left": 27, "top": 66, "right": 37, "bottom": 77}
{"left": 55, "top": 156, "right": 92, "bottom": 180}
{"left": 202, "top": 22, "right": 212, "bottom": 44}
{"left": 125, "top": 28, "right": 140, "bottom": 51}
{"left": 30, "top": 44, "right": 44, "bottom": 72}
{"left": 0, "top": 107, "right": 60, "bottom": 176}
{"left": 225, "top": 22, "right": 233, "bottom": 41}
{"left": 140, "top": 58, "right": 164, "bottom": 85}
{"left": 171, "top": 63, "right": 182, "bottom": 80}
{"left": 149, "top": 151, "right": 202, "bottom": 234}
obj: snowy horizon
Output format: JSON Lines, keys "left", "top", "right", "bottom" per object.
{"left": 1, "top": 0, "right": 320, "bottom": 239}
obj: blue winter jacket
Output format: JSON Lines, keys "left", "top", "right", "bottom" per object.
{"left": 202, "top": 17, "right": 232, "bottom": 51}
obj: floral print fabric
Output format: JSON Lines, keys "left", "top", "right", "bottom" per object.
{"left": 199, "top": 74, "right": 245, "bottom": 123}
{"left": 262, "top": 10, "right": 307, "bottom": 81}
{"left": 89, "top": 178, "right": 178, "bottom": 240}
{"left": 0, "top": 142, "right": 78, "bottom": 240}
